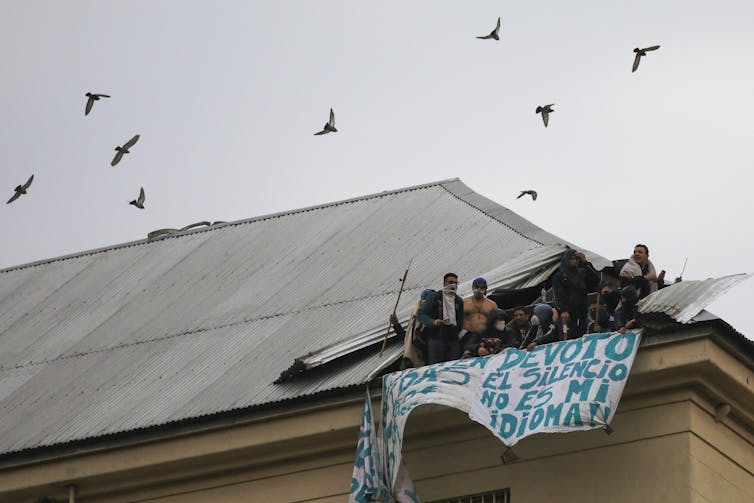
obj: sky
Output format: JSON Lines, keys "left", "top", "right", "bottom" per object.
{"left": 1, "top": 1, "right": 753, "bottom": 336}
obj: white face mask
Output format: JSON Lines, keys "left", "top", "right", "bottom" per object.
{"left": 495, "top": 321, "right": 506, "bottom": 331}
{"left": 444, "top": 283, "right": 458, "bottom": 293}
{"left": 530, "top": 315, "right": 540, "bottom": 327}
{"left": 472, "top": 288, "right": 485, "bottom": 299}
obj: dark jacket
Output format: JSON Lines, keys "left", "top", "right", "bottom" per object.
{"left": 614, "top": 303, "right": 640, "bottom": 330}
{"left": 600, "top": 289, "right": 621, "bottom": 316}
{"left": 614, "top": 286, "right": 640, "bottom": 330}
{"left": 417, "top": 290, "right": 464, "bottom": 337}
{"left": 502, "top": 319, "right": 530, "bottom": 348}
{"left": 552, "top": 250, "right": 600, "bottom": 319}
{"left": 534, "top": 323, "right": 559, "bottom": 346}
{"left": 619, "top": 275, "right": 652, "bottom": 300}
{"left": 587, "top": 307, "right": 618, "bottom": 333}
{"left": 520, "top": 304, "right": 558, "bottom": 348}
{"left": 505, "top": 320, "right": 531, "bottom": 347}
{"left": 519, "top": 323, "right": 559, "bottom": 348}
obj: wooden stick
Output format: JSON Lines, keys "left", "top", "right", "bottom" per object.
{"left": 594, "top": 270, "right": 602, "bottom": 328}
{"left": 679, "top": 257, "right": 688, "bottom": 278}
{"left": 380, "top": 258, "right": 413, "bottom": 356}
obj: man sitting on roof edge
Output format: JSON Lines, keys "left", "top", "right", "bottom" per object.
{"left": 620, "top": 244, "right": 665, "bottom": 299}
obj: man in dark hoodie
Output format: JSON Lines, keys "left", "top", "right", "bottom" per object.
{"left": 586, "top": 281, "right": 621, "bottom": 334}
{"left": 551, "top": 249, "right": 599, "bottom": 340}
{"left": 614, "top": 285, "right": 641, "bottom": 333}
{"left": 418, "top": 273, "right": 464, "bottom": 364}
{"left": 587, "top": 306, "right": 618, "bottom": 333}
{"left": 523, "top": 303, "right": 559, "bottom": 351}
{"left": 598, "top": 281, "right": 621, "bottom": 318}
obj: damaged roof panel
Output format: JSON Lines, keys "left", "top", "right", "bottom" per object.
{"left": 287, "top": 243, "right": 571, "bottom": 376}
{"left": 638, "top": 274, "right": 751, "bottom": 324}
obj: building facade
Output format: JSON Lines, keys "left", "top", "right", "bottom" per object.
{"left": 0, "top": 180, "right": 751, "bottom": 502}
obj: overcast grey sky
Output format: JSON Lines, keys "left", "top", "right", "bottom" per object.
{"left": 2, "top": 1, "right": 753, "bottom": 335}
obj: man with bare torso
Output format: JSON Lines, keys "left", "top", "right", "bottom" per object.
{"left": 463, "top": 277, "right": 498, "bottom": 334}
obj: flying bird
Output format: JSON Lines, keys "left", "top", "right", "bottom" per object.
{"left": 129, "top": 187, "right": 145, "bottom": 209}
{"left": 535, "top": 104, "right": 554, "bottom": 127}
{"left": 476, "top": 17, "right": 501, "bottom": 40}
{"left": 517, "top": 190, "right": 537, "bottom": 201}
{"left": 84, "top": 92, "right": 110, "bottom": 116}
{"left": 632, "top": 45, "right": 660, "bottom": 72}
{"left": 314, "top": 108, "right": 337, "bottom": 135}
{"left": 111, "top": 134, "right": 140, "bottom": 166}
{"left": 6, "top": 175, "right": 34, "bottom": 204}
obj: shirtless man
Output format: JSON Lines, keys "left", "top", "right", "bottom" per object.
{"left": 463, "top": 277, "right": 498, "bottom": 334}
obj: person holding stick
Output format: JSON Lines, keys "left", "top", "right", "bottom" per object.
{"left": 389, "top": 288, "right": 434, "bottom": 369}
{"left": 380, "top": 260, "right": 413, "bottom": 356}
{"left": 417, "top": 273, "right": 464, "bottom": 364}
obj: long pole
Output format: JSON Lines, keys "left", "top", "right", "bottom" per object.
{"left": 380, "top": 259, "right": 412, "bottom": 356}
{"left": 594, "top": 270, "right": 602, "bottom": 326}
{"left": 679, "top": 257, "right": 688, "bottom": 278}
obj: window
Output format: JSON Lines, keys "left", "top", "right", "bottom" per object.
{"left": 428, "top": 488, "right": 510, "bottom": 503}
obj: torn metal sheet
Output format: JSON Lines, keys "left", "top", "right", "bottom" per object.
{"left": 285, "top": 244, "right": 570, "bottom": 378}
{"left": 638, "top": 273, "right": 751, "bottom": 324}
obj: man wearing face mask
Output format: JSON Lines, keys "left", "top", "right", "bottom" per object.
{"left": 614, "top": 285, "right": 641, "bottom": 333}
{"left": 598, "top": 282, "right": 621, "bottom": 317}
{"left": 461, "top": 308, "right": 511, "bottom": 358}
{"left": 463, "top": 277, "right": 499, "bottom": 334}
{"left": 418, "top": 273, "right": 465, "bottom": 364}
{"left": 589, "top": 281, "right": 620, "bottom": 333}
{"left": 522, "top": 304, "right": 559, "bottom": 351}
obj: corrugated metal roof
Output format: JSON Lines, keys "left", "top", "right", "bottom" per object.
{"left": 0, "top": 178, "right": 610, "bottom": 457}
{"left": 638, "top": 274, "right": 751, "bottom": 324}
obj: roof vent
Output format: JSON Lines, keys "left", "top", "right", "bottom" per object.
{"left": 147, "top": 221, "right": 225, "bottom": 241}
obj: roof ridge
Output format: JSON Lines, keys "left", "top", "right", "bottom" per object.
{"left": 438, "top": 180, "right": 544, "bottom": 246}
{"left": 438, "top": 179, "right": 612, "bottom": 270}
{"left": 0, "top": 179, "right": 461, "bottom": 274}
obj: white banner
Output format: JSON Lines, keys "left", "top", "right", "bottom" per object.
{"left": 350, "top": 331, "right": 641, "bottom": 498}
{"left": 380, "top": 358, "right": 490, "bottom": 494}
{"left": 469, "top": 331, "right": 640, "bottom": 446}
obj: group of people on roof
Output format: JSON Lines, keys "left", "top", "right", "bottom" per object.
{"left": 389, "top": 244, "right": 667, "bottom": 369}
